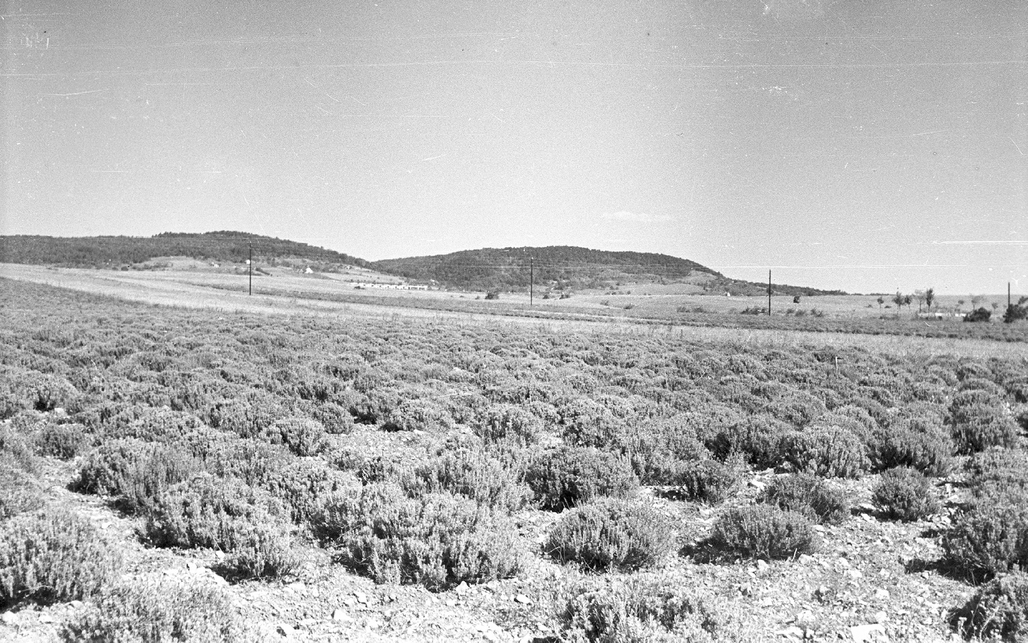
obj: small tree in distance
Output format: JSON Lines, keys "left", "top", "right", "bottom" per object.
{"left": 925, "top": 288, "right": 935, "bottom": 310}
{"left": 876, "top": 296, "right": 884, "bottom": 309}
{"left": 893, "top": 292, "right": 905, "bottom": 310}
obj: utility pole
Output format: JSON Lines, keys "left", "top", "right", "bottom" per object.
{"left": 1009, "top": 282, "right": 1012, "bottom": 309}
{"left": 768, "top": 269, "right": 772, "bottom": 315}
{"left": 248, "top": 241, "right": 253, "bottom": 296}
{"left": 530, "top": 257, "right": 534, "bottom": 306}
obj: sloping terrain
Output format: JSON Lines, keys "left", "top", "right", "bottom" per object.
{"left": 0, "top": 232, "right": 370, "bottom": 270}
{"left": 372, "top": 246, "right": 844, "bottom": 296}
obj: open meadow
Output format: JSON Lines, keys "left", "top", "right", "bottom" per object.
{"left": 4, "top": 271, "right": 1028, "bottom": 642}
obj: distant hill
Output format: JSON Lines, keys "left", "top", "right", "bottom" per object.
{"left": 0, "top": 232, "right": 371, "bottom": 269}
{"left": 372, "top": 246, "right": 843, "bottom": 296}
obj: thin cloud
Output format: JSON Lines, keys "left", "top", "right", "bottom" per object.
{"left": 601, "top": 211, "right": 673, "bottom": 223}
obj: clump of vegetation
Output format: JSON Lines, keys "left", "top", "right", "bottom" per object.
{"left": 142, "top": 474, "right": 300, "bottom": 579}
{"left": 34, "top": 422, "right": 90, "bottom": 460}
{"left": 0, "top": 454, "right": 44, "bottom": 521}
{"left": 0, "top": 508, "right": 122, "bottom": 607}
{"left": 73, "top": 439, "right": 199, "bottom": 515}
{"left": 709, "top": 505, "right": 819, "bottom": 560}
{"left": 525, "top": 446, "right": 638, "bottom": 511}
{"left": 785, "top": 427, "right": 868, "bottom": 478}
{"left": 964, "top": 307, "right": 992, "bottom": 323}
{"left": 556, "top": 575, "right": 738, "bottom": 643}
{"left": 710, "top": 415, "right": 791, "bottom": 470}
{"left": 952, "top": 571, "right": 1028, "bottom": 640}
{"left": 874, "top": 416, "right": 953, "bottom": 476}
{"left": 263, "top": 417, "right": 327, "bottom": 456}
{"left": 757, "top": 473, "right": 849, "bottom": 525}
{"left": 63, "top": 576, "right": 251, "bottom": 642}
{"left": 404, "top": 448, "right": 531, "bottom": 512}
{"left": 545, "top": 499, "right": 675, "bottom": 571}
{"left": 473, "top": 403, "right": 542, "bottom": 446}
{"left": 666, "top": 459, "right": 742, "bottom": 504}
{"left": 872, "top": 467, "right": 939, "bottom": 522}
{"left": 949, "top": 390, "right": 1020, "bottom": 455}
{"left": 318, "top": 482, "right": 520, "bottom": 590}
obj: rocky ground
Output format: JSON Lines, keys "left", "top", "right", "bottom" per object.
{"left": 0, "top": 450, "right": 982, "bottom": 643}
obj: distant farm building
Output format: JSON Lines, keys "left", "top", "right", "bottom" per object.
{"left": 352, "top": 282, "right": 429, "bottom": 291}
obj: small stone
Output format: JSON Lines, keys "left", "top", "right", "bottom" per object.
{"left": 875, "top": 589, "right": 890, "bottom": 600}
{"left": 739, "top": 582, "right": 754, "bottom": 597}
{"left": 455, "top": 581, "right": 471, "bottom": 596}
{"left": 364, "top": 617, "right": 382, "bottom": 630}
{"left": 847, "top": 569, "right": 864, "bottom": 579}
{"left": 343, "top": 596, "right": 357, "bottom": 607}
{"left": 331, "top": 608, "right": 351, "bottom": 622}
{"left": 276, "top": 624, "right": 294, "bottom": 638}
{"left": 354, "top": 591, "right": 368, "bottom": 605}
{"left": 186, "top": 562, "right": 197, "bottom": 571}
{"left": 776, "top": 625, "right": 804, "bottom": 639}
{"left": 69, "top": 600, "right": 84, "bottom": 609}
{"left": 514, "top": 594, "right": 532, "bottom": 604}
{"left": 850, "top": 623, "right": 888, "bottom": 643}
{"left": 39, "top": 614, "right": 54, "bottom": 624}
{"left": 875, "top": 611, "right": 888, "bottom": 623}
{"left": 445, "top": 599, "right": 457, "bottom": 607}
{"left": 1, "top": 613, "right": 17, "bottom": 625}
{"left": 756, "top": 559, "right": 770, "bottom": 572}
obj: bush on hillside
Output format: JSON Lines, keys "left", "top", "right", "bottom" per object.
{"left": 263, "top": 417, "right": 327, "bottom": 456}
{"left": 0, "top": 455, "right": 44, "bottom": 521}
{"left": 785, "top": 427, "right": 868, "bottom": 478}
{"left": 73, "top": 439, "right": 198, "bottom": 515}
{"left": 875, "top": 416, "right": 953, "bottom": 476}
{"left": 872, "top": 467, "right": 939, "bottom": 522}
{"left": 666, "top": 459, "right": 742, "bottom": 504}
{"left": 142, "top": 474, "right": 300, "bottom": 579}
{"left": 0, "top": 508, "right": 122, "bottom": 607}
{"left": 710, "top": 505, "right": 819, "bottom": 560}
{"left": 709, "top": 415, "right": 791, "bottom": 470}
{"left": 62, "top": 576, "right": 251, "bottom": 642}
{"left": 525, "top": 446, "right": 638, "bottom": 511}
{"left": 260, "top": 458, "right": 359, "bottom": 525}
{"left": 943, "top": 502, "right": 1028, "bottom": 577}
{"left": 405, "top": 448, "right": 531, "bottom": 512}
{"left": 473, "top": 403, "right": 542, "bottom": 446}
{"left": 545, "top": 499, "right": 675, "bottom": 571}
{"left": 34, "top": 422, "right": 90, "bottom": 460}
{"left": 757, "top": 473, "right": 849, "bottom": 525}
{"left": 949, "top": 391, "right": 1019, "bottom": 455}
{"left": 318, "top": 483, "right": 520, "bottom": 590}
{"left": 556, "top": 576, "right": 738, "bottom": 643}
{"left": 953, "top": 571, "right": 1028, "bottom": 641}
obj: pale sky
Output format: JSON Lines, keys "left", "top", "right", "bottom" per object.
{"left": 2, "top": 0, "right": 1027, "bottom": 294}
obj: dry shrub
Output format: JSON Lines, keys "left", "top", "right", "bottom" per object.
{"left": 526, "top": 446, "right": 638, "bottom": 511}
{"left": 73, "top": 438, "right": 198, "bottom": 515}
{"left": 710, "top": 505, "right": 819, "bottom": 560}
{"left": 953, "top": 571, "right": 1028, "bottom": 641}
{"left": 62, "top": 576, "right": 251, "bottom": 642}
{"left": 785, "top": 427, "right": 868, "bottom": 479}
{"left": 545, "top": 498, "right": 675, "bottom": 571}
{"left": 142, "top": 474, "right": 300, "bottom": 579}
{"left": 0, "top": 508, "right": 122, "bottom": 607}
{"left": 318, "top": 482, "right": 520, "bottom": 590}
{"left": 757, "top": 473, "right": 849, "bottom": 525}
{"left": 872, "top": 467, "right": 939, "bottom": 522}
{"left": 556, "top": 575, "right": 739, "bottom": 643}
